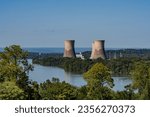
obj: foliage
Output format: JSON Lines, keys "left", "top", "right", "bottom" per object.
{"left": 0, "top": 81, "right": 27, "bottom": 100}
{"left": 83, "top": 63, "right": 114, "bottom": 99}
{"left": 33, "top": 56, "right": 147, "bottom": 76}
{"left": 39, "top": 78, "right": 78, "bottom": 100}
{"left": 0, "top": 45, "right": 40, "bottom": 99}
{"left": 76, "top": 86, "right": 88, "bottom": 99}
{"left": 0, "top": 45, "right": 33, "bottom": 82}
{"left": 131, "top": 61, "right": 150, "bottom": 99}
{"left": 84, "top": 63, "right": 113, "bottom": 87}
{"left": 114, "top": 84, "right": 137, "bottom": 100}
{"left": 106, "top": 58, "right": 135, "bottom": 75}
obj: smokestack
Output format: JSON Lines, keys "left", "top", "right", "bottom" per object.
{"left": 90, "top": 40, "right": 106, "bottom": 59}
{"left": 63, "top": 40, "right": 76, "bottom": 58}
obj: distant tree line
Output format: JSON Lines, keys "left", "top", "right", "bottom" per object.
{"left": 33, "top": 56, "right": 149, "bottom": 76}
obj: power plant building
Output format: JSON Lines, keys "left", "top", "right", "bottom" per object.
{"left": 90, "top": 40, "right": 106, "bottom": 59}
{"left": 63, "top": 40, "right": 76, "bottom": 58}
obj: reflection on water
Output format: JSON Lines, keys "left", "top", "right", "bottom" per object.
{"left": 29, "top": 64, "right": 86, "bottom": 87}
{"left": 64, "top": 72, "right": 86, "bottom": 87}
{"left": 29, "top": 60, "right": 132, "bottom": 91}
{"left": 113, "top": 77, "right": 132, "bottom": 91}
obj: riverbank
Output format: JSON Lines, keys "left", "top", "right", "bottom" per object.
{"left": 29, "top": 61, "right": 132, "bottom": 91}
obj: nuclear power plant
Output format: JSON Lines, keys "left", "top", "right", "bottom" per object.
{"left": 63, "top": 40, "right": 76, "bottom": 58}
{"left": 90, "top": 40, "right": 106, "bottom": 59}
{"left": 63, "top": 40, "right": 106, "bottom": 59}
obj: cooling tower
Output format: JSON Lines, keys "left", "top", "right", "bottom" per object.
{"left": 90, "top": 40, "right": 106, "bottom": 59}
{"left": 63, "top": 40, "right": 76, "bottom": 58}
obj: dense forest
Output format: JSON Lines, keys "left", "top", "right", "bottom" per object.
{"left": 33, "top": 56, "right": 150, "bottom": 76}
{"left": 0, "top": 45, "right": 150, "bottom": 100}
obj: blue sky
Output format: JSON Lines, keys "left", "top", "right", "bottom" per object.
{"left": 0, "top": 0, "right": 150, "bottom": 48}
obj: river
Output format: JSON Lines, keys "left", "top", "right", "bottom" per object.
{"left": 29, "top": 60, "right": 132, "bottom": 91}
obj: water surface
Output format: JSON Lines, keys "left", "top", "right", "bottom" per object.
{"left": 29, "top": 63, "right": 132, "bottom": 91}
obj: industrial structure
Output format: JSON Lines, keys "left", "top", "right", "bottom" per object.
{"left": 63, "top": 40, "right": 76, "bottom": 58}
{"left": 90, "top": 40, "right": 106, "bottom": 59}
{"left": 76, "top": 52, "right": 85, "bottom": 60}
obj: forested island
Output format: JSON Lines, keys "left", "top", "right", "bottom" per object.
{"left": 0, "top": 45, "right": 150, "bottom": 100}
{"left": 33, "top": 56, "right": 150, "bottom": 76}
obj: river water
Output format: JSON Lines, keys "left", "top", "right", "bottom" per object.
{"left": 29, "top": 62, "right": 132, "bottom": 91}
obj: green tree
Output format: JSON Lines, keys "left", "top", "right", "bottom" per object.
{"left": 0, "top": 81, "right": 27, "bottom": 99}
{"left": 83, "top": 63, "right": 114, "bottom": 99}
{"left": 39, "top": 78, "right": 78, "bottom": 100}
{"left": 0, "top": 45, "right": 33, "bottom": 82}
{"left": 0, "top": 45, "right": 40, "bottom": 99}
{"left": 77, "top": 86, "right": 88, "bottom": 99}
{"left": 114, "top": 84, "right": 137, "bottom": 100}
{"left": 131, "top": 61, "right": 150, "bottom": 99}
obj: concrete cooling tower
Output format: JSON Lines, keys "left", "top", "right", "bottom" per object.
{"left": 63, "top": 40, "right": 76, "bottom": 58}
{"left": 90, "top": 40, "right": 106, "bottom": 59}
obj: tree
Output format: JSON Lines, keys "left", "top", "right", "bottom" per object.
{"left": 0, "top": 45, "right": 40, "bottom": 99}
{"left": 131, "top": 61, "right": 150, "bottom": 99}
{"left": 0, "top": 45, "right": 33, "bottom": 82}
{"left": 83, "top": 63, "right": 114, "bottom": 99}
{"left": 39, "top": 78, "right": 78, "bottom": 100}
